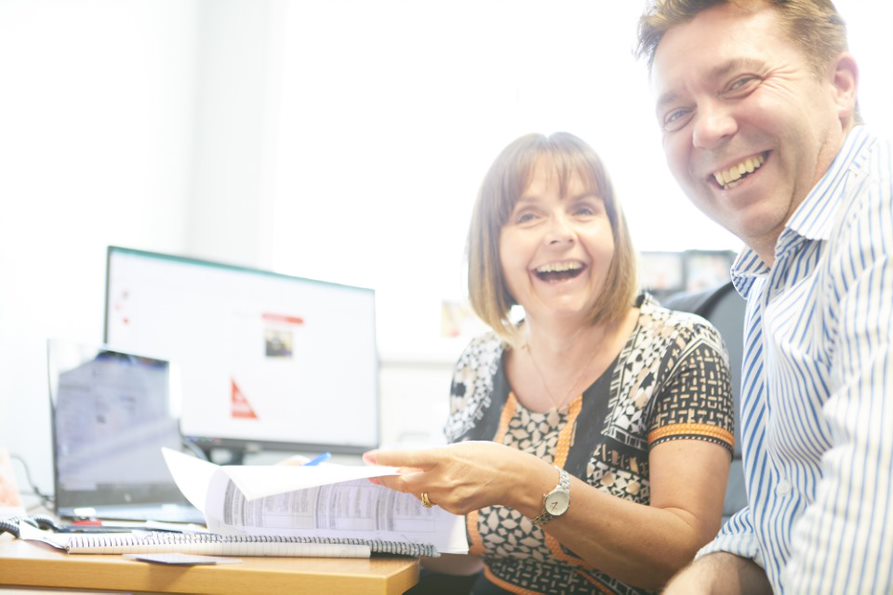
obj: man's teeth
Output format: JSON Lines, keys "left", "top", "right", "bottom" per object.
{"left": 536, "top": 262, "right": 581, "bottom": 273}
{"left": 713, "top": 154, "right": 765, "bottom": 187}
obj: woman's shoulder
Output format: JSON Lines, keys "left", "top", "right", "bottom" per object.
{"left": 454, "top": 331, "right": 507, "bottom": 370}
{"left": 444, "top": 331, "right": 507, "bottom": 442}
{"left": 637, "top": 292, "right": 727, "bottom": 353}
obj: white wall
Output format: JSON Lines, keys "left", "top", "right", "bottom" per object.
{"left": 0, "top": 0, "right": 200, "bottom": 495}
{"left": 186, "top": 0, "right": 280, "bottom": 266}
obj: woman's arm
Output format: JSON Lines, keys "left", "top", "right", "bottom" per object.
{"left": 546, "top": 439, "right": 730, "bottom": 589}
{"left": 663, "top": 552, "right": 771, "bottom": 594}
{"left": 367, "top": 437, "right": 730, "bottom": 591}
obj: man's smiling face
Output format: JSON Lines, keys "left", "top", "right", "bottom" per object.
{"left": 651, "top": 2, "right": 853, "bottom": 262}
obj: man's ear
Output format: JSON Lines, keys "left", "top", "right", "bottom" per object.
{"left": 831, "top": 53, "right": 859, "bottom": 127}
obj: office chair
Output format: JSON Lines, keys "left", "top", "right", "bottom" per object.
{"left": 663, "top": 281, "right": 746, "bottom": 522}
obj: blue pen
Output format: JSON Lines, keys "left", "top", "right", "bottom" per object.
{"left": 305, "top": 452, "right": 332, "bottom": 466}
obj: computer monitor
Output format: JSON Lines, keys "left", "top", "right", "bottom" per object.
{"left": 103, "top": 246, "right": 379, "bottom": 457}
{"left": 638, "top": 251, "right": 686, "bottom": 299}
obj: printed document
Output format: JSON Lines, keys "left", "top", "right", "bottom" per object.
{"left": 162, "top": 449, "right": 468, "bottom": 554}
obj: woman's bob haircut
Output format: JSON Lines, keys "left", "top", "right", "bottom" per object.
{"left": 467, "top": 132, "right": 638, "bottom": 345}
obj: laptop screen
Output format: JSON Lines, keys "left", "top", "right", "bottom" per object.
{"left": 48, "top": 340, "right": 193, "bottom": 516}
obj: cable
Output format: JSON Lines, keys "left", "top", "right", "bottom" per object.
{"left": 180, "top": 438, "right": 210, "bottom": 461}
{"left": 0, "top": 518, "right": 21, "bottom": 539}
{"left": 8, "top": 453, "right": 53, "bottom": 509}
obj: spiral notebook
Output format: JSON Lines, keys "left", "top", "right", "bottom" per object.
{"left": 21, "top": 524, "right": 438, "bottom": 558}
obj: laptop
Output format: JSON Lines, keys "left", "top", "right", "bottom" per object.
{"left": 47, "top": 339, "right": 204, "bottom": 524}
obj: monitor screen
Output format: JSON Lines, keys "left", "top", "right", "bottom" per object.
{"left": 104, "top": 246, "right": 379, "bottom": 455}
{"left": 49, "top": 341, "right": 181, "bottom": 499}
{"left": 638, "top": 251, "right": 686, "bottom": 295}
{"left": 683, "top": 250, "right": 735, "bottom": 293}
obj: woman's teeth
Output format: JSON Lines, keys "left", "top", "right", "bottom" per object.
{"left": 534, "top": 262, "right": 583, "bottom": 281}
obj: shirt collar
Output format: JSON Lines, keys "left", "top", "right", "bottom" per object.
{"left": 784, "top": 125, "right": 872, "bottom": 242}
{"left": 730, "top": 126, "right": 874, "bottom": 298}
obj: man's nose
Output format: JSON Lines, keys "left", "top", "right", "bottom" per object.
{"left": 692, "top": 101, "right": 737, "bottom": 150}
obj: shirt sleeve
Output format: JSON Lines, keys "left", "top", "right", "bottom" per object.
{"left": 646, "top": 317, "right": 735, "bottom": 454}
{"left": 697, "top": 506, "right": 765, "bottom": 568}
{"left": 784, "top": 143, "right": 893, "bottom": 593}
{"left": 442, "top": 333, "right": 503, "bottom": 444}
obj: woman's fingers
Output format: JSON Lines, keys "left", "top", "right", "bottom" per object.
{"left": 364, "top": 448, "right": 442, "bottom": 470}
{"left": 395, "top": 468, "right": 431, "bottom": 493}
{"left": 364, "top": 442, "right": 518, "bottom": 514}
{"left": 371, "top": 468, "right": 424, "bottom": 491}
{"left": 364, "top": 449, "right": 446, "bottom": 504}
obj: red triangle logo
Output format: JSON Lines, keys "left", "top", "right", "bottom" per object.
{"left": 231, "top": 379, "right": 258, "bottom": 420}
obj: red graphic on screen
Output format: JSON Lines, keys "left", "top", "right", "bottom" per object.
{"left": 262, "top": 313, "right": 304, "bottom": 326}
{"left": 231, "top": 379, "right": 258, "bottom": 420}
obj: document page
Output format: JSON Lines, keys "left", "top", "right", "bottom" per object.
{"left": 162, "top": 449, "right": 468, "bottom": 554}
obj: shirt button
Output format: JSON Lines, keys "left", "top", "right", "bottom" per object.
{"left": 776, "top": 480, "right": 792, "bottom": 496}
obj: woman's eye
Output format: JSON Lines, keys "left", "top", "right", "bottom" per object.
{"left": 572, "top": 199, "right": 604, "bottom": 218}
{"left": 515, "top": 211, "right": 537, "bottom": 224}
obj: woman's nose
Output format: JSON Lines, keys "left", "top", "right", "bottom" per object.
{"left": 545, "top": 214, "right": 574, "bottom": 245}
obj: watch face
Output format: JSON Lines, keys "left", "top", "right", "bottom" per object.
{"left": 545, "top": 491, "right": 570, "bottom": 516}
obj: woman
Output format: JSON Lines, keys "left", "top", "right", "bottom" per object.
{"left": 365, "top": 132, "right": 734, "bottom": 594}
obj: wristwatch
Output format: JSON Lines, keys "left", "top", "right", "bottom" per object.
{"left": 532, "top": 467, "right": 571, "bottom": 527}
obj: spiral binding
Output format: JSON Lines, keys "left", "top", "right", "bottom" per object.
{"left": 66, "top": 531, "right": 439, "bottom": 557}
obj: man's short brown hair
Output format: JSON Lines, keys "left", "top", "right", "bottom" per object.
{"left": 636, "top": 0, "right": 849, "bottom": 79}
{"left": 467, "top": 132, "right": 638, "bottom": 345}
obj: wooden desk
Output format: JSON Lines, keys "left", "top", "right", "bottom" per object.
{"left": 0, "top": 536, "right": 419, "bottom": 594}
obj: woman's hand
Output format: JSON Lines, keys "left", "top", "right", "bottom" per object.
{"left": 364, "top": 441, "right": 543, "bottom": 515}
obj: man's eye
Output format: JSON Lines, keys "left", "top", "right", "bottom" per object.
{"left": 662, "top": 107, "right": 692, "bottom": 132}
{"left": 723, "top": 75, "right": 759, "bottom": 96}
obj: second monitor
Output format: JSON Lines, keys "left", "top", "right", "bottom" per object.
{"left": 103, "top": 246, "right": 380, "bottom": 458}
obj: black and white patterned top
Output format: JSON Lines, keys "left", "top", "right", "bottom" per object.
{"left": 446, "top": 293, "right": 734, "bottom": 595}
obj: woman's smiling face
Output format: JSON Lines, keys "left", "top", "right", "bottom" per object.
{"left": 499, "top": 157, "right": 615, "bottom": 324}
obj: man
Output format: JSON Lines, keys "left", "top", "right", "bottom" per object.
{"left": 636, "top": 1, "right": 892, "bottom": 593}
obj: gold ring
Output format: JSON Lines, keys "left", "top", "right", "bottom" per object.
{"left": 420, "top": 492, "right": 433, "bottom": 508}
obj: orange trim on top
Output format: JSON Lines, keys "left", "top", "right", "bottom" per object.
{"left": 497, "top": 393, "right": 519, "bottom": 441}
{"left": 466, "top": 509, "right": 484, "bottom": 557}
{"left": 467, "top": 394, "right": 520, "bottom": 557}
{"left": 647, "top": 423, "right": 734, "bottom": 448}
{"left": 544, "top": 397, "right": 585, "bottom": 566}
{"left": 553, "top": 397, "right": 582, "bottom": 467}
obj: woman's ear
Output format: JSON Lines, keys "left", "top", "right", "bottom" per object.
{"left": 831, "top": 53, "right": 859, "bottom": 128}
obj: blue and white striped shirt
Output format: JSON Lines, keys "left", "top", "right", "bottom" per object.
{"left": 699, "top": 126, "right": 893, "bottom": 594}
